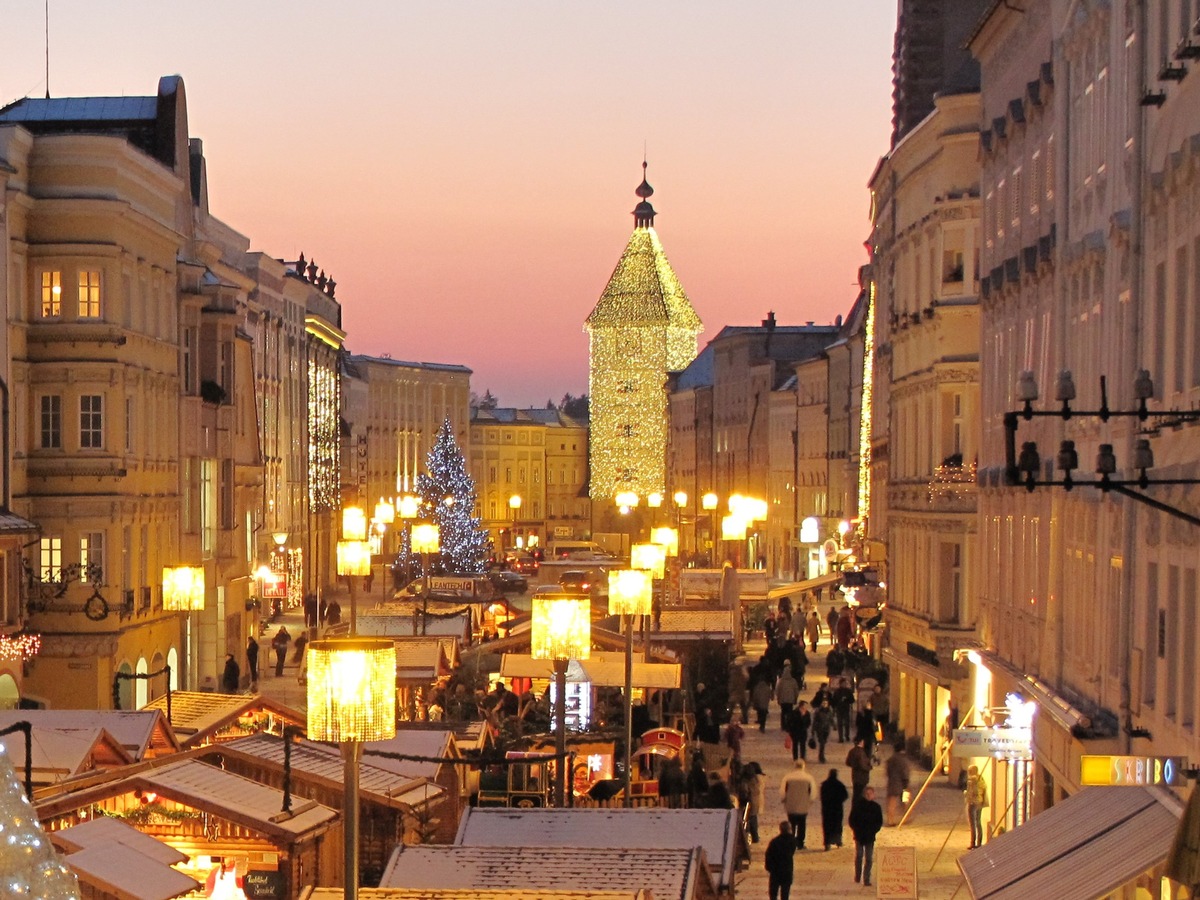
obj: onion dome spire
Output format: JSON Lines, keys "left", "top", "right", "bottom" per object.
{"left": 633, "top": 159, "right": 656, "bottom": 228}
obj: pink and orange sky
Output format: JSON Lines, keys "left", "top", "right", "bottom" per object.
{"left": 2, "top": 2, "right": 896, "bottom": 407}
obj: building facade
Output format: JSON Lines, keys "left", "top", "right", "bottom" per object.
{"left": 469, "top": 408, "right": 589, "bottom": 554}
{"left": 869, "top": 88, "right": 983, "bottom": 771}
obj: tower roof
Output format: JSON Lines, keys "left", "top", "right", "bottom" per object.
{"left": 586, "top": 166, "right": 702, "bottom": 333}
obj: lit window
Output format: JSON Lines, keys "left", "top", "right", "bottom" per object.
{"left": 80, "top": 395, "right": 103, "bottom": 449}
{"left": 78, "top": 271, "right": 101, "bottom": 318}
{"left": 80, "top": 532, "right": 105, "bottom": 583}
{"left": 40, "top": 395, "right": 61, "bottom": 449}
{"left": 41, "top": 271, "right": 62, "bottom": 317}
{"left": 39, "top": 536, "right": 61, "bottom": 582}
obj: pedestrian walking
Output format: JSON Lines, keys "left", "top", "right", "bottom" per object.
{"left": 724, "top": 711, "right": 746, "bottom": 761}
{"left": 855, "top": 702, "right": 878, "bottom": 757}
{"left": 825, "top": 606, "right": 839, "bottom": 647}
{"left": 966, "top": 765, "right": 988, "bottom": 848}
{"left": 849, "top": 786, "right": 884, "bottom": 886}
{"left": 819, "top": 768, "right": 849, "bottom": 850}
{"left": 811, "top": 700, "right": 833, "bottom": 762}
{"left": 271, "top": 626, "right": 290, "bottom": 677}
{"left": 658, "top": 757, "right": 687, "bottom": 809}
{"left": 778, "top": 759, "right": 816, "bottom": 849}
{"left": 221, "top": 654, "right": 240, "bottom": 693}
{"left": 785, "top": 701, "right": 811, "bottom": 762}
{"left": 804, "top": 610, "right": 822, "bottom": 653}
{"left": 245, "top": 636, "right": 259, "bottom": 687}
{"left": 832, "top": 677, "right": 855, "bottom": 742}
{"left": 846, "top": 738, "right": 873, "bottom": 800}
{"left": 688, "top": 754, "right": 709, "bottom": 808}
{"left": 775, "top": 664, "right": 800, "bottom": 730}
{"left": 764, "top": 821, "right": 796, "bottom": 900}
{"left": 728, "top": 659, "right": 749, "bottom": 724}
{"left": 885, "top": 742, "right": 912, "bottom": 826}
{"left": 739, "top": 762, "right": 766, "bottom": 843}
{"left": 751, "top": 677, "right": 773, "bottom": 732}
{"left": 835, "top": 606, "right": 855, "bottom": 649}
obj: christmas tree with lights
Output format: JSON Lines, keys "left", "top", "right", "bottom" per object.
{"left": 402, "top": 419, "right": 487, "bottom": 576}
{"left": 0, "top": 746, "right": 80, "bottom": 899}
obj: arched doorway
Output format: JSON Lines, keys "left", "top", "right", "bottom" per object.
{"left": 167, "top": 647, "right": 179, "bottom": 690}
{"left": 116, "top": 661, "right": 133, "bottom": 710}
{"left": 135, "top": 657, "right": 148, "bottom": 709}
{"left": 149, "top": 653, "right": 165, "bottom": 702}
{"left": 0, "top": 673, "right": 18, "bottom": 710}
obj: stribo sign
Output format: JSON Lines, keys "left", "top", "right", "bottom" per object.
{"left": 1080, "top": 755, "right": 1188, "bottom": 787}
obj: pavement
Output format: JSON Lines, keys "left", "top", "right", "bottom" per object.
{"left": 734, "top": 639, "right": 971, "bottom": 900}
{"left": 255, "top": 605, "right": 974, "bottom": 898}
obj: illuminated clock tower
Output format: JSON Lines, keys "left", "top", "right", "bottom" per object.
{"left": 585, "top": 164, "right": 703, "bottom": 505}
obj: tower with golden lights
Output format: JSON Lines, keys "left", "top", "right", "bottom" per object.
{"left": 585, "top": 165, "right": 703, "bottom": 504}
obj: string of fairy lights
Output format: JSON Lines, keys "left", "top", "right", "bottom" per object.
{"left": 0, "top": 633, "right": 40, "bottom": 663}
{"left": 857, "top": 281, "right": 877, "bottom": 532}
{"left": 586, "top": 226, "right": 703, "bottom": 502}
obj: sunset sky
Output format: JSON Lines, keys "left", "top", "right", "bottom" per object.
{"left": 1, "top": 1, "right": 896, "bottom": 407}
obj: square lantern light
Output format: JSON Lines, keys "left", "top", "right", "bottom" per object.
{"left": 162, "top": 566, "right": 205, "bottom": 611}
{"left": 531, "top": 595, "right": 591, "bottom": 662}
{"left": 306, "top": 638, "right": 397, "bottom": 742}
{"left": 722, "top": 515, "right": 749, "bottom": 541}
{"left": 411, "top": 523, "right": 440, "bottom": 554}
{"left": 608, "top": 569, "right": 653, "bottom": 617}
{"left": 374, "top": 497, "right": 395, "bottom": 525}
{"left": 701, "top": 492, "right": 719, "bottom": 511}
{"left": 631, "top": 542, "right": 667, "bottom": 579}
{"left": 342, "top": 505, "right": 368, "bottom": 541}
{"left": 398, "top": 495, "right": 421, "bottom": 520}
{"left": 337, "top": 540, "right": 372, "bottom": 577}
{"left": 650, "top": 526, "right": 679, "bottom": 557}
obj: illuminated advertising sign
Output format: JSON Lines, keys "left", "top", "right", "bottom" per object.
{"left": 1079, "top": 755, "right": 1188, "bottom": 787}
{"left": 952, "top": 727, "right": 1033, "bottom": 760}
{"left": 259, "top": 572, "right": 287, "bottom": 600}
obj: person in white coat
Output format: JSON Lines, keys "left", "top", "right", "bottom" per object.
{"left": 778, "top": 758, "right": 817, "bottom": 849}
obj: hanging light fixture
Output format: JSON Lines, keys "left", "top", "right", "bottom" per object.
{"left": 374, "top": 498, "right": 395, "bottom": 525}
{"left": 162, "top": 566, "right": 205, "bottom": 611}
{"left": 336, "top": 540, "right": 372, "bottom": 577}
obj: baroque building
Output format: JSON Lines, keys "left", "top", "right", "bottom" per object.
{"left": 468, "top": 407, "right": 589, "bottom": 553}
{"left": 586, "top": 166, "right": 702, "bottom": 516}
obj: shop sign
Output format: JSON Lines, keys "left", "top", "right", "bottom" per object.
{"left": 260, "top": 571, "right": 287, "bottom": 600}
{"left": 429, "top": 576, "right": 479, "bottom": 596}
{"left": 1080, "top": 755, "right": 1188, "bottom": 787}
{"left": 875, "top": 845, "right": 918, "bottom": 898}
{"left": 952, "top": 726, "right": 1032, "bottom": 760}
{"left": 242, "top": 870, "right": 284, "bottom": 898}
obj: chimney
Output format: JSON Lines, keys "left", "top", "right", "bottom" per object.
{"left": 762, "top": 311, "right": 776, "bottom": 331}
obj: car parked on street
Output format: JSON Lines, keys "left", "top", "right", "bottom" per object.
{"left": 488, "top": 570, "right": 528, "bottom": 593}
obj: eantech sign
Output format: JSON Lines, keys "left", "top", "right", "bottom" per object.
{"left": 1080, "top": 755, "right": 1188, "bottom": 787}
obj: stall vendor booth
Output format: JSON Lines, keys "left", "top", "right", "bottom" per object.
{"left": 35, "top": 758, "right": 338, "bottom": 897}
{"left": 143, "top": 691, "right": 306, "bottom": 749}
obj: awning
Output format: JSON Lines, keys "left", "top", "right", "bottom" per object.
{"left": 881, "top": 646, "right": 941, "bottom": 684}
{"left": 500, "top": 652, "right": 681, "bottom": 689}
{"left": 958, "top": 785, "right": 1182, "bottom": 899}
{"left": 767, "top": 572, "right": 842, "bottom": 600}
{"left": 975, "top": 649, "right": 1093, "bottom": 731}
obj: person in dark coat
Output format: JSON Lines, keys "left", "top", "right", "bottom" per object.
{"left": 825, "top": 606, "right": 839, "bottom": 646}
{"left": 819, "top": 768, "right": 849, "bottom": 850}
{"left": 812, "top": 701, "right": 834, "bottom": 763}
{"left": 750, "top": 677, "right": 773, "bottom": 733}
{"left": 221, "top": 654, "right": 240, "bottom": 693}
{"left": 271, "top": 626, "right": 290, "bottom": 676}
{"left": 832, "top": 677, "right": 856, "bottom": 742}
{"left": 855, "top": 702, "right": 878, "bottom": 756}
{"left": 785, "top": 701, "right": 812, "bottom": 762}
{"left": 696, "top": 707, "right": 722, "bottom": 745}
{"left": 245, "top": 636, "right": 259, "bottom": 685}
{"left": 687, "top": 754, "right": 709, "bottom": 808}
{"left": 658, "top": 757, "right": 687, "bottom": 809}
{"left": 706, "top": 772, "right": 733, "bottom": 809}
{"left": 846, "top": 738, "right": 873, "bottom": 800}
{"left": 764, "top": 821, "right": 797, "bottom": 900}
{"left": 849, "top": 786, "right": 885, "bottom": 886}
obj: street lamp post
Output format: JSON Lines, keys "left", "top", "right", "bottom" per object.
{"left": 702, "top": 492, "right": 718, "bottom": 565}
{"left": 306, "top": 637, "right": 396, "bottom": 899}
{"left": 673, "top": 491, "right": 687, "bottom": 558}
{"left": 530, "top": 594, "right": 590, "bottom": 806}
{"left": 508, "top": 494, "right": 522, "bottom": 554}
{"left": 411, "top": 523, "right": 440, "bottom": 636}
{"left": 609, "top": 568, "right": 653, "bottom": 807}
{"left": 398, "top": 494, "right": 420, "bottom": 589}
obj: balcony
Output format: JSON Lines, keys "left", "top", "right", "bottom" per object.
{"left": 927, "top": 460, "right": 978, "bottom": 510}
